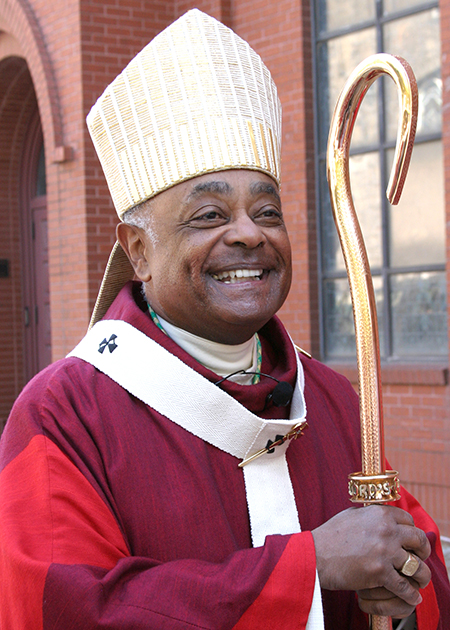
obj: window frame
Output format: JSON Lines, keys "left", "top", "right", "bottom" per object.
{"left": 311, "top": 0, "right": 445, "bottom": 363}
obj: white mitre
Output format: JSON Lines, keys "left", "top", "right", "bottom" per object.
{"left": 86, "top": 9, "right": 282, "bottom": 327}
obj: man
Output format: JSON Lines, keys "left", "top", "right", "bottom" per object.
{"left": 0, "top": 9, "right": 449, "bottom": 630}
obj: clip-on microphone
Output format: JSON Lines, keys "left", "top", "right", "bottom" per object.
{"left": 214, "top": 371, "right": 294, "bottom": 407}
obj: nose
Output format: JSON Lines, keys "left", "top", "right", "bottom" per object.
{"left": 223, "top": 213, "right": 266, "bottom": 249}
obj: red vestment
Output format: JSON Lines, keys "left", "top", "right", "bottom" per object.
{"left": 0, "top": 282, "right": 448, "bottom": 629}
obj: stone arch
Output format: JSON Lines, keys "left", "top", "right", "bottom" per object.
{"left": 0, "top": 0, "right": 71, "bottom": 163}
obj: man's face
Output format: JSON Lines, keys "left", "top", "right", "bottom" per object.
{"left": 126, "top": 169, "right": 292, "bottom": 344}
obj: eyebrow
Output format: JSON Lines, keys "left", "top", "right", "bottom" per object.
{"left": 185, "top": 179, "right": 281, "bottom": 204}
{"left": 249, "top": 181, "right": 281, "bottom": 204}
{"left": 185, "top": 181, "right": 233, "bottom": 202}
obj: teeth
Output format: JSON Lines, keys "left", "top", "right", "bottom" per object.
{"left": 211, "top": 269, "right": 263, "bottom": 282}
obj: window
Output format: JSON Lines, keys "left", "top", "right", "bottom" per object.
{"left": 313, "top": 0, "right": 446, "bottom": 360}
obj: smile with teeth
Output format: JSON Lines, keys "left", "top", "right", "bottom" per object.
{"left": 211, "top": 269, "right": 264, "bottom": 284}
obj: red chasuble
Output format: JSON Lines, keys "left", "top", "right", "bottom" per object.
{"left": 0, "top": 282, "right": 448, "bottom": 629}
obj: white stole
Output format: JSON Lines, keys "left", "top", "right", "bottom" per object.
{"left": 68, "top": 319, "right": 324, "bottom": 629}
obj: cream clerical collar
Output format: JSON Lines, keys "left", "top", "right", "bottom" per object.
{"left": 156, "top": 314, "right": 257, "bottom": 385}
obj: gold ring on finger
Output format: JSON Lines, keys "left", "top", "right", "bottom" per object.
{"left": 399, "top": 552, "right": 420, "bottom": 577}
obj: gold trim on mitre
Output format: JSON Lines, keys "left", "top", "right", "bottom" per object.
{"left": 87, "top": 8, "right": 282, "bottom": 218}
{"left": 87, "top": 9, "right": 283, "bottom": 327}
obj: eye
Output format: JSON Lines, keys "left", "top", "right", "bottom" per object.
{"left": 199, "top": 210, "right": 222, "bottom": 220}
{"left": 254, "top": 205, "right": 284, "bottom": 225}
{"left": 188, "top": 206, "right": 229, "bottom": 228}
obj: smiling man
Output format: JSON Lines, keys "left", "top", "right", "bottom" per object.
{"left": 118, "top": 171, "right": 292, "bottom": 345}
{"left": 0, "top": 9, "right": 449, "bottom": 630}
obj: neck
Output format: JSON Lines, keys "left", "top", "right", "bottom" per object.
{"left": 151, "top": 309, "right": 259, "bottom": 384}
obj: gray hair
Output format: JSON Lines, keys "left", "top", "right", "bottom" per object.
{"left": 122, "top": 199, "right": 159, "bottom": 246}
{"left": 122, "top": 198, "right": 153, "bottom": 230}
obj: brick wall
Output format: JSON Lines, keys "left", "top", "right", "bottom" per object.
{"left": 335, "top": 363, "right": 450, "bottom": 535}
{"left": 384, "top": 381, "right": 450, "bottom": 534}
{"left": 80, "top": 0, "right": 177, "bottom": 329}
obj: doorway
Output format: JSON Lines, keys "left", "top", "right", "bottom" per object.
{"left": 21, "top": 111, "right": 51, "bottom": 380}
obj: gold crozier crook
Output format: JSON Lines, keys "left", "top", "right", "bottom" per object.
{"left": 326, "top": 54, "right": 418, "bottom": 630}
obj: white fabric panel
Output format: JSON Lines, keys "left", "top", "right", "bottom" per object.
{"left": 68, "top": 319, "right": 324, "bottom": 629}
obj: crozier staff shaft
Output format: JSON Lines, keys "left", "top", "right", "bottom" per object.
{"left": 326, "top": 54, "right": 418, "bottom": 630}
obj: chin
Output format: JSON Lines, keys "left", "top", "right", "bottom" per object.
{"left": 212, "top": 312, "right": 275, "bottom": 344}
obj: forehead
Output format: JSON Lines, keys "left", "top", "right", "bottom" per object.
{"left": 151, "top": 169, "right": 280, "bottom": 217}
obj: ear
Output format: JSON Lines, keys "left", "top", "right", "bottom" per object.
{"left": 116, "top": 222, "right": 152, "bottom": 282}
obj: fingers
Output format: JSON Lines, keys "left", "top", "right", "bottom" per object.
{"left": 357, "top": 588, "right": 417, "bottom": 619}
{"left": 358, "top": 586, "right": 396, "bottom": 600}
{"left": 394, "top": 524, "right": 431, "bottom": 561}
{"left": 357, "top": 550, "right": 431, "bottom": 618}
{"left": 382, "top": 554, "right": 431, "bottom": 607}
{"left": 394, "top": 552, "right": 432, "bottom": 590}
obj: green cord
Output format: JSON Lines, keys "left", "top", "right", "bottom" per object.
{"left": 147, "top": 303, "right": 262, "bottom": 384}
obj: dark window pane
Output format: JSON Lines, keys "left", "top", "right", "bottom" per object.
{"left": 384, "top": 0, "right": 436, "bottom": 15}
{"left": 319, "top": 160, "right": 345, "bottom": 272}
{"left": 387, "top": 140, "right": 445, "bottom": 267}
{"left": 324, "top": 277, "right": 356, "bottom": 358}
{"left": 324, "top": 276, "right": 384, "bottom": 358}
{"left": 349, "top": 152, "right": 382, "bottom": 268}
{"left": 391, "top": 272, "right": 448, "bottom": 357}
{"left": 36, "top": 143, "right": 46, "bottom": 197}
{"left": 317, "top": 0, "right": 375, "bottom": 33}
{"left": 384, "top": 9, "right": 441, "bottom": 140}
{"left": 321, "top": 152, "right": 382, "bottom": 273}
{"left": 317, "top": 28, "right": 377, "bottom": 152}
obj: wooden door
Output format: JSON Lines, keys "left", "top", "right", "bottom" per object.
{"left": 21, "top": 114, "right": 51, "bottom": 381}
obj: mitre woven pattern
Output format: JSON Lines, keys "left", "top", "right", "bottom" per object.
{"left": 87, "top": 9, "right": 282, "bottom": 217}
